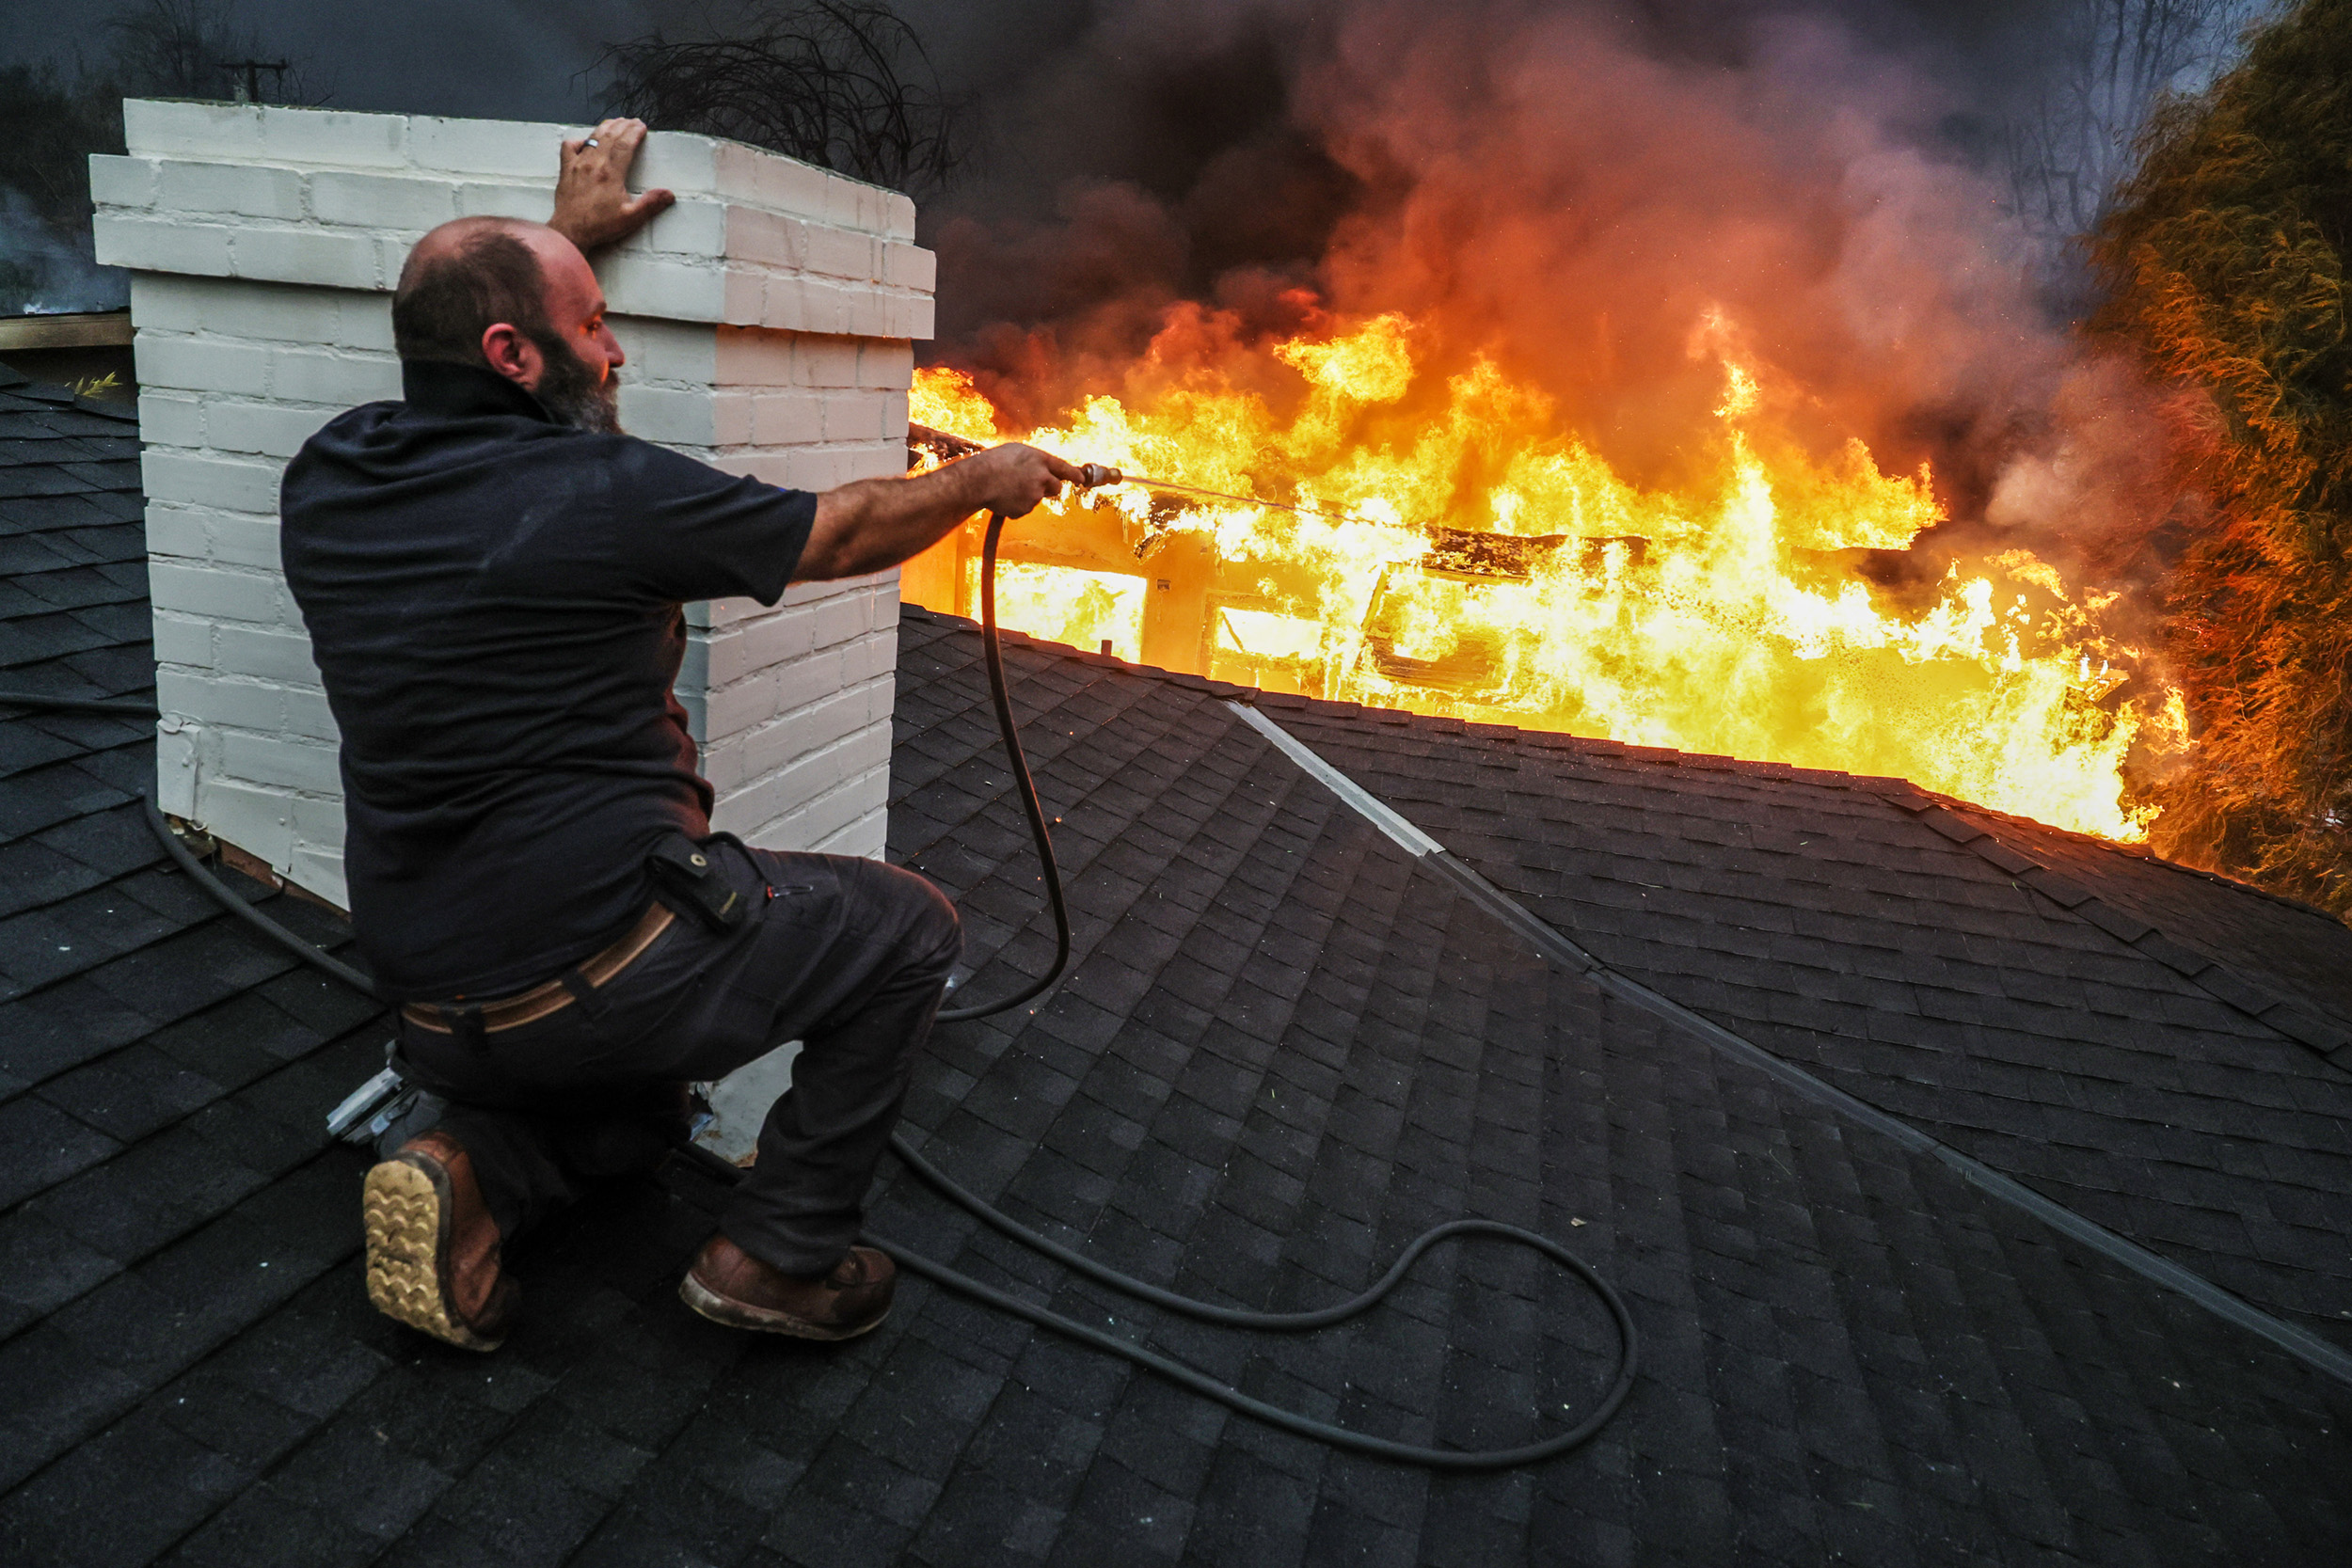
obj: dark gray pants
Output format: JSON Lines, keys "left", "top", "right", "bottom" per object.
{"left": 392, "top": 842, "right": 961, "bottom": 1276}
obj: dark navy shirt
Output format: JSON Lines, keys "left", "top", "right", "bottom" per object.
{"left": 279, "top": 362, "right": 814, "bottom": 1002}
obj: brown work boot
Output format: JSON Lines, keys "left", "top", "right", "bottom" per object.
{"left": 678, "top": 1233, "right": 896, "bottom": 1339}
{"left": 361, "top": 1130, "right": 517, "bottom": 1352}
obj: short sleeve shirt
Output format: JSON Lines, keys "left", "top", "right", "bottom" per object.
{"left": 279, "top": 361, "right": 815, "bottom": 1002}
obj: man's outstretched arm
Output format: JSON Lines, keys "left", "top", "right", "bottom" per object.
{"left": 548, "top": 119, "right": 675, "bottom": 253}
{"left": 796, "top": 444, "right": 1084, "bottom": 582}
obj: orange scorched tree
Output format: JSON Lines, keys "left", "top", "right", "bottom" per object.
{"left": 2094, "top": 0, "right": 2352, "bottom": 911}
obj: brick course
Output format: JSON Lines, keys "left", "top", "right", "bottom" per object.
{"left": 94, "top": 102, "right": 930, "bottom": 902}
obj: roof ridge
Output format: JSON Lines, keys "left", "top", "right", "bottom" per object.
{"left": 1864, "top": 783, "right": 2352, "bottom": 1072}
{"left": 1948, "top": 791, "right": 2344, "bottom": 925}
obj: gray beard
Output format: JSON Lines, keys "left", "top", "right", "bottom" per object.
{"left": 532, "top": 333, "right": 623, "bottom": 434}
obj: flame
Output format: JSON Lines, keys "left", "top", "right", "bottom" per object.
{"left": 909, "top": 313, "right": 2177, "bottom": 841}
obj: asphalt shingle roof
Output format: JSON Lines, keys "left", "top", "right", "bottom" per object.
{"left": 1266, "top": 699, "right": 2352, "bottom": 1341}
{"left": 0, "top": 365, "right": 148, "bottom": 715}
{"left": 2, "top": 391, "right": 2349, "bottom": 1563}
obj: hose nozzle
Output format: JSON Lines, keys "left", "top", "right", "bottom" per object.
{"left": 1077, "top": 463, "right": 1122, "bottom": 490}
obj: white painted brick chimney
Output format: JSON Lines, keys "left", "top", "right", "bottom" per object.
{"left": 92, "top": 101, "right": 932, "bottom": 908}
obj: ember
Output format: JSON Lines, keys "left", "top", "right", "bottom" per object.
{"left": 902, "top": 314, "right": 2182, "bottom": 842}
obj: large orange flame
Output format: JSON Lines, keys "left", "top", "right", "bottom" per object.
{"left": 908, "top": 311, "right": 2179, "bottom": 841}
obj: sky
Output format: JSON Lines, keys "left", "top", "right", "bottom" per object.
{"left": 4, "top": 1, "right": 2263, "bottom": 260}
{"left": 0, "top": 1, "right": 2114, "bottom": 152}
{"left": 0, "top": 0, "right": 1080, "bottom": 124}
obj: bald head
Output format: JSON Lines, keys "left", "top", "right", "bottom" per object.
{"left": 400, "top": 214, "right": 555, "bottom": 277}
{"left": 394, "top": 217, "right": 580, "bottom": 367}
{"left": 392, "top": 216, "right": 625, "bottom": 429}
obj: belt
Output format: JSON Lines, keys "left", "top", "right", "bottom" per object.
{"left": 401, "top": 900, "right": 676, "bottom": 1037}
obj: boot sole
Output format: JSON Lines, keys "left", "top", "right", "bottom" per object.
{"left": 677, "top": 1270, "right": 888, "bottom": 1340}
{"left": 362, "top": 1155, "right": 503, "bottom": 1352}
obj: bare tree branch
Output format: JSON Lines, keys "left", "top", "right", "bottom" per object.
{"left": 109, "top": 0, "right": 326, "bottom": 105}
{"left": 594, "top": 1, "right": 961, "bottom": 194}
{"left": 2006, "top": 0, "right": 2269, "bottom": 239}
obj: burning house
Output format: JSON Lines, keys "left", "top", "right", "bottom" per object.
{"left": 897, "top": 314, "right": 2173, "bottom": 849}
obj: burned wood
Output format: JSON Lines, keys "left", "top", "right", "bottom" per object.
{"left": 1421, "top": 528, "right": 1568, "bottom": 581}
{"left": 907, "top": 421, "right": 986, "bottom": 466}
{"left": 1387, "top": 526, "right": 1650, "bottom": 584}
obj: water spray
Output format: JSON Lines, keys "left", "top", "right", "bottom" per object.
{"left": 913, "top": 425, "right": 1393, "bottom": 531}
{"left": 1074, "top": 462, "right": 1389, "bottom": 531}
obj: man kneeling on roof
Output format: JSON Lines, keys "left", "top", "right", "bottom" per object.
{"left": 279, "top": 121, "right": 1076, "bottom": 1351}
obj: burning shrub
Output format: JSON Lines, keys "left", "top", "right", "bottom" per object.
{"left": 2093, "top": 0, "right": 2352, "bottom": 911}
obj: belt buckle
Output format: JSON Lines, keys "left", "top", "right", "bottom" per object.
{"left": 444, "top": 1000, "right": 488, "bottom": 1053}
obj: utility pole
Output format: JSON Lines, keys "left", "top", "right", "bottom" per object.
{"left": 220, "top": 59, "right": 290, "bottom": 104}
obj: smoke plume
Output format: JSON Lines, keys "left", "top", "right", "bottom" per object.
{"left": 927, "top": 0, "right": 2186, "bottom": 593}
{"left": 0, "top": 188, "right": 127, "bottom": 316}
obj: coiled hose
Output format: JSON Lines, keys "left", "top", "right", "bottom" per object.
{"left": 2, "top": 529, "right": 1637, "bottom": 1469}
